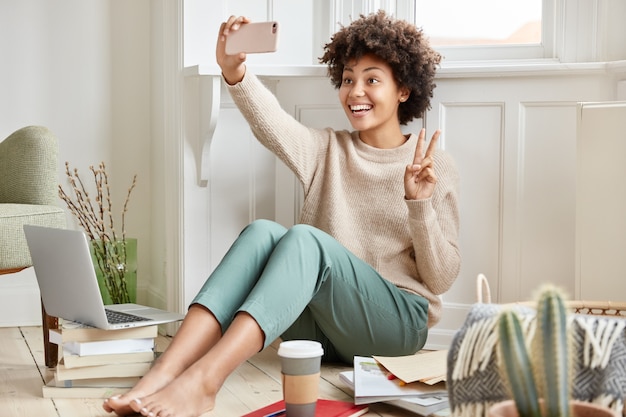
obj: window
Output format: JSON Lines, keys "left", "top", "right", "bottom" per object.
{"left": 413, "top": 0, "right": 550, "bottom": 61}
{"left": 315, "top": 0, "right": 554, "bottom": 62}
{"left": 414, "top": 0, "right": 541, "bottom": 47}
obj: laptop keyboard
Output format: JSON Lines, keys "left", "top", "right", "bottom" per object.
{"left": 105, "top": 309, "right": 152, "bottom": 324}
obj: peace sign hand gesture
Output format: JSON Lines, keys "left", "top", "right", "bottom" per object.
{"left": 404, "top": 129, "right": 440, "bottom": 200}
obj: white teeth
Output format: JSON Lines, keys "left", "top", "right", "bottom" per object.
{"left": 350, "top": 104, "right": 372, "bottom": 111}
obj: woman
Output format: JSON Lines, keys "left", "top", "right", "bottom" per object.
{"left": 104, "top": 10, "right": 460, "bottom": 417}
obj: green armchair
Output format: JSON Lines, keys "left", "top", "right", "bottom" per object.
{"left": 0, "top": 126, "right": 66, "bottom": 270}
{"left": 0, "top": 125, "right": 66, "bottom": 367}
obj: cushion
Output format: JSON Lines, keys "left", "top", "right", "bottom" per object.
{"left": 0, "top": 126, "right": 58, "bottom": 205}
{"left": 0, "top": 203, "right": 66, "bottom": 269}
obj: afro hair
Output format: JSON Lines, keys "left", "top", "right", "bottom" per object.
{"left": 319, "top": 10, "right": 441, "bottom": 125}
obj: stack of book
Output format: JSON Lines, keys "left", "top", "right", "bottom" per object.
{"left": 43, "top": 320, "right": 158, "bottom": 398}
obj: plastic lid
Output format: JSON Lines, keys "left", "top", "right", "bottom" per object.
{"left": 277, "top": 340, "right": 324, "bottom": 358}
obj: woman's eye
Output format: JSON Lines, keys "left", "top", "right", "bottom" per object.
{"left": 342, "top": 78, "right": 352, "bottom": 85}
{"left": 368, "top": 78, "right": 379, "bottom": 84}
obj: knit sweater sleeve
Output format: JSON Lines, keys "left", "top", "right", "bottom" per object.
{"left": 405, "top": 150, "right": 461, "bottom": 296}
{"left": 225, "top": 71, "right": 328, "bottom": 190}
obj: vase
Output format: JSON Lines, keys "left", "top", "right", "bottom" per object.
{"left": 89, "top": 238, "right": 137, "bottom": 305}
{"left": 488, "top": 399, "right": 618, "bottom": 417}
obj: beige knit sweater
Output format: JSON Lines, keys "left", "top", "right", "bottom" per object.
{"left": 227, "top": 72, "right": 461, "bottom": 326}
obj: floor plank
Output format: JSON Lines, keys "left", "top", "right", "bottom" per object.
{"left": 22, "top": 324, "right": 112, "bottom": 417}
{"left": 0, "top": 327, "right": 58, "bottom": 416}
{"left": 4, "top": 327, "right": 425, "bottom": 416}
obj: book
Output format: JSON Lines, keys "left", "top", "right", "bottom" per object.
{"left": 49, "top": 319, "right": 158, "bottom": 343}
{"left": 63, "top": 337, "right": 155, "bottom": 356}
{"left": 51, "top": 375, "right": 140, "bottom": 388}
{"left": 42, "top": 379, "right": 128, "bottom": 399}
{"left": 340, "top": 370, "right": 449, "bottom": 416}
{"left": 62, "top": 349, "right": 155, "bottom": 369}
{"left": 55, "top": 359, "right": 151, "bottom": 381}
{"left": 241, "top": 399, "right": 368, "bottom": 417}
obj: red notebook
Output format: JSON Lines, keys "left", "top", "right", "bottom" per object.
{"left": 241, "top": 399, "right": 369, "bottom": 417}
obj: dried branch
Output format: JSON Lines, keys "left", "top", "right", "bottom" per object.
{"left": 58, "top": 162, "right": 137, "bottom": 304}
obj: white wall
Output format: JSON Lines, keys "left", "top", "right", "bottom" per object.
{"left": 0, "top": 1, "right": 112, "bottom": 163}
{"left": 183, "top": 0, "right": 314, "bottom": 68}
{"left": 0, "top": 1, "right": 155, "bottom": 324}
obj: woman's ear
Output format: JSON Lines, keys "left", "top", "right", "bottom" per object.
{"left": 399, "top": 87, "right": 410, "bottom": 102}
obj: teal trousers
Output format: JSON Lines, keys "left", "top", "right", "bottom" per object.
{"left": 192, "top": 219, "right": 429, "bottom": 363}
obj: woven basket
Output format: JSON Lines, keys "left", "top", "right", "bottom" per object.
{"left": 475, "top": 273, "right": 626, "bottom": 317}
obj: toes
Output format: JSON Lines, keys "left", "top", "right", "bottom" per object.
{"left": 130, "top": 398, "right": 143, "bottom": 413}
{"left": 102, "top": 395, "right": 120, "bottom": 413}
{"left": 139, "top": 401, "right": 160, "bottom": 417}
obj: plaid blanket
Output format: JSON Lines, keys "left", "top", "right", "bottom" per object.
{"left": 446, "top": 303, "right": 626, "bottom": 417}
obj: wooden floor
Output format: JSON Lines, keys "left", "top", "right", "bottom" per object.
{"left": 0, "top": 326, "right": 415, "bottom": 417}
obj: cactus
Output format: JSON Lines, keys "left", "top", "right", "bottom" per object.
{"left": 497, "top": 285, "right": 571, "bottom": 417}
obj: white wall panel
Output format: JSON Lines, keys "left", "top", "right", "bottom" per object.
{"left": 439, "top": 103, "right": 505, "bottom": 304}
{"left": 576, "top": 102, "right": 626, "bottom": 300}
{"left": 212, "top": 105, "right": 277, "bottom": 229}
{"left": 517, "top": 103, "right": 578, "bottom": 300}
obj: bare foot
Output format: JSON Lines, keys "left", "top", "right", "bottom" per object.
{"left": 130, "top": 367, "right": 219, "bottom": 417}
{"left": 102, "top": 364, "right": 177, "bottom": 416}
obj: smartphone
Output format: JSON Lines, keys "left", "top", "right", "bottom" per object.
{"left": 225, "top": 21, "right": 279, "bottom": 55}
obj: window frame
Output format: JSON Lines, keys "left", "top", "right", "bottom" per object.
{"left": 316, "top": 0, "right": 556, "bottom": 62}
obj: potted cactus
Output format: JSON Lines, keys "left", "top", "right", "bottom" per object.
{"left": 489, "top": 285, "right": 616, "bottom": 417}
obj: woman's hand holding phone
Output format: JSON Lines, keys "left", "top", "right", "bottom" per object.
{"left": 217, "top": 16, "right": 279, "bottom": 85}
{"left": 217, "top": 16, "right": 249, "bottom": 85}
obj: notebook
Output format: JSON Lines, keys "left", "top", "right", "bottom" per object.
{"left": 24, "top": 225, "right": 185, "bottom": 330}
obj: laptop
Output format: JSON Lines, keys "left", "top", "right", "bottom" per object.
{"left": 24, "top": 225, "right": 185, "bottom": 330}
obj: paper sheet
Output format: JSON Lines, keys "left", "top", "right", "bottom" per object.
{"left": 373, "top": 349, "right": 448, "bottom": 384}
{"left": 351, "top": 356, "right": 446, "bottom": 405}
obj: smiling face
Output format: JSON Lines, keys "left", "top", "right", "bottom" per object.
{"left": 339, "top": 54, "right": 410, "bottom": 148}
